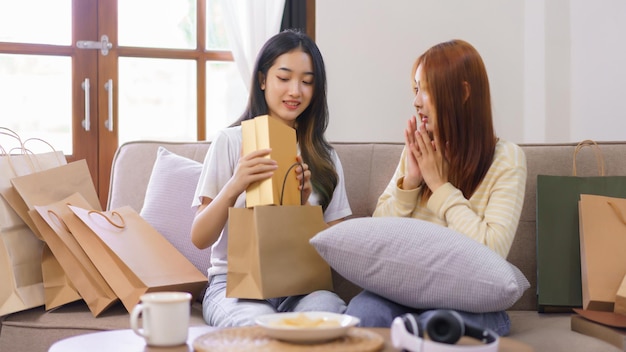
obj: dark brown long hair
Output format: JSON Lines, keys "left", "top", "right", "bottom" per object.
{"left": 232, "top": 29, "right": 337, "bottom": 210}
{"left": 413, "top": 39, "right": 496, "bottom": 201}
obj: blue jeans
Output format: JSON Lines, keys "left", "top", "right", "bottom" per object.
{"left": 345, "top": 290, "right": 511, "bottom": 336}
{"left": 202, "top": 274, "right": 347, "bottom": 327}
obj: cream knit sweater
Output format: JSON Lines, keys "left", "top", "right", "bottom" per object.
{"left": 373, "top": 139, "right": 527, "bottom": 258}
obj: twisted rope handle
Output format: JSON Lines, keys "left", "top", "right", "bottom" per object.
{"left": 607, "top": 201, "right": 626, "bottom": 226}
{"left": 573, "top": 140, "right": 605, "bottom": 176}
{"left": 280, "top": 162, "right": 305, "bottom": 205}
{"left": 0, "top": 144, "right": 34, "bottom": 176}
{"left": 1, "top": 127, "right": 23, "bottom": 157}
{"left": 1, "top": 128, "right": 64, "bottom": 170}
{"left": 87, "top": 210, "right": 126, "bottom": 229}
{"left": 0, "top": 127, "right": 22, "bottom": 144}
{"left": 22, "top": 137, "right": 65, "bottom": 169}
{"left": 47, "top": 210, "right": 71, "bottom": 233}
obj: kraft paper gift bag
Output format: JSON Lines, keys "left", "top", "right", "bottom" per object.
{"left": 226, "top": 205, "right": 332, "bottom": 299}
{"left": 5, "top": 157, "right": 102, "bottom": 313}
{"left": 536, "top": 140, "right": 626, "bottom": 311}
{"left": 41, "top": 244, "right": 81, "bottom": 310}
{"left": 66, "top": 204, "right": 208, "bottom": 313}
{"left": 578, "top": 194, "right": 626, "bottom": 311}
{"left": 0, "top": 131, "right": 67, "bottom": 316}
{"left": 241, "top": 115, "right": 300, "bottom": 207}
{"left": 0, "top": 224, "right": 44, "bottom": 316}
{"left": 2, "top": 186, "right": 43, "bottom": 239}
{"left": 30, "top": 192, "right": 118, "bottom": 317}
{"left": 1, "top": 149, "right": 67, "bottom": 238}
{"left": 615, "top": 275, "right": 626, "bottom": 316}
{"left": 10, "top": 159, "right": 100, "bottom": 212}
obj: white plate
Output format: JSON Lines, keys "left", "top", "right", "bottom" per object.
{"left": 255, "top": 311, "right": 360, "bottom": 344}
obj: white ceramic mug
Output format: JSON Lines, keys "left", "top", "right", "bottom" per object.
{"left": 130, "top": 291, "right": 192, "bottom": 346}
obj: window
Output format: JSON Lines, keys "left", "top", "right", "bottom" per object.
{"left": 0, "top": 0, "right": 313, "bottom": 208}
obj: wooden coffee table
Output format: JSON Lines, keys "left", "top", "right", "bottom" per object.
{"left": 49, "top": 325, "right": 533, "bottom": 351}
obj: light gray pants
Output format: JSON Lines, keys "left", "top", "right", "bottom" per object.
{"left": 202, "top": 274, "right": 347, "bottom": 327}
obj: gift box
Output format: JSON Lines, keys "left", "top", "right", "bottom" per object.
{"left": 241, "top": 115, "right": 300, "bottom": 207}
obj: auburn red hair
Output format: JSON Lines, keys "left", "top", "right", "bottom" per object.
{"left": 412, "top": 39, "right": 496, "bottom": 200}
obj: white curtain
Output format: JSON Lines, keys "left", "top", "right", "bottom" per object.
{"left": 221, "top": 0, "right": 286, "bottom": 95}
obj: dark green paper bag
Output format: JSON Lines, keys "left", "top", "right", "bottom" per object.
{"left": 536, "top": 140, "right": 626, "bottom": 311}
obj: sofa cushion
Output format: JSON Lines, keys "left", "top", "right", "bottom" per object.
{"left": 310, "top": 217, "right": 530, "bottom": 313}
{"left": 140, "top": 147, "right": 210, "bottom": 276}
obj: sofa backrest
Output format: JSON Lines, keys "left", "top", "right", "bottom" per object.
{"left": 108, "top": 141, "right": 211, "bottom": 212}
{"left": 108, "top": 139, "right": 626, "bottom": 311}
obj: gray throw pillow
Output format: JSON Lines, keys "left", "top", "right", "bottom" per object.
{"left": 140, "top": 147, "right": 210, "bottom": 277}
{"left": 310, "top": 217, "right": 529, "bottom": 313}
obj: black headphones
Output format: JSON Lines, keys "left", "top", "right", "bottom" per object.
{"left": 391, "top": 310, "right": 499, "bottom": 352}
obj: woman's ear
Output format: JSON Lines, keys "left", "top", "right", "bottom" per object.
{"left": 462, "top": 81, "right": 470, "bottom": 103}
{"left": 258, "top": 72, "right": 266, "bottom": 90}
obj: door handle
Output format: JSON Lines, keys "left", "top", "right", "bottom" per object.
{"left": 104, "top": 79, "right": 113, "bottom": 132}
{"left": 81, "top": 78, "right": 90, "bottom": 131}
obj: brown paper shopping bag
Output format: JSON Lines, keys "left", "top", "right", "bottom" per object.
{"left": 10, "top": 159, "right": 100, "bottom": 212}
{"left": 226, "top": 205, "right": 332, "bottom": 299}
{"left": 41, "top": 244, "right": 81, "bottom": 309}
{"left": 6, "top": 158, "right": 101, "bottom": 311}
{"left": 66, "top": 204, "right": 207, "bottom": 313}
{"left": 578, "top": 194, "right": 626, "bottom": 311}
{"left": 2, "top": 186, "right": 43, "bottom": 239}
{"left": 1, "top": 150, "right": 67, "bottom": 238}
{"left": 30, "top": 192, "right": 118, "bottom": 316}
{"left": 241, "top": 115, "right": 300, "bottom": 207}
{"left": 0, "top": 130, "right": 67, "bottom": 316}
{"left": 615, "top": 275, "right": 626, "bottom": 316}
{"left": 0, "top": 135, "right": 67, "bottom": 240}
{"left": 0, "top": 224, "right": 44, "bottom": 316}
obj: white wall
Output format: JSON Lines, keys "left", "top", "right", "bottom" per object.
{"left": 317, "top": 0, "right": 626, "bottom": 144}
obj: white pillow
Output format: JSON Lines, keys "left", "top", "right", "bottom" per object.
{"left": 310, "top": 217, "right": 529, "bottom": 313}
{"left": 140, "top": 147, "right": 210, "bottom": 277}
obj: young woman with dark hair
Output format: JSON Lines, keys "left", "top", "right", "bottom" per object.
{"left": 190, "top": 29, "right": 351, "bottom": 327}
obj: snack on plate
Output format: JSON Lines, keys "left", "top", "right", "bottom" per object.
{"left": 272, "top": 313, "right": 341, "bottom": 328}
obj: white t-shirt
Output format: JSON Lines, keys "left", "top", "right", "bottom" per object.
{"left": 192, "top": 126, "right": 352, "bottom": 277}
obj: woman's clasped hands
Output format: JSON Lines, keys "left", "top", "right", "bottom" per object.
{"left": 403, "top": 115, "right": 448, "bottom": 192}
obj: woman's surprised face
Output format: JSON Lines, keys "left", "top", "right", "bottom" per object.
{"left": 260, "top": 49, "right": 314, "bottom": 127}
{"left": 413, "top": 64, "right": 436, "bottom": 134}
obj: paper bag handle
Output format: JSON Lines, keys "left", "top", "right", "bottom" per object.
{"left": 88, "top": 210, "right": 126, "bottom": 229}
{"left": 608, "top": 201, "right": 626, "bottom": 226}
{"left": 1, "top": 128, "right": 64, "bottom": 170}
{"left": 1, "top": 127, "right": 23, "bottom": 161}
{"left": 573, "top": 140, "right": 605, "bottom": 176}
{"left": 21, "top": 137, "right": 66, "bottom": 170}
{"left": 1, "top": 146, "right": 33, "bottom": 176}
{"left": 0, "top": 145, "right": 8, "bottom": 158}
{"left": 47, "top": 210, "right": 71, "bottom": 233}
{"left": 1, "top": 127, "right": 22, "bottom": 147}
{"left": 280, "top": 162, "right": 305, "bottom": 205}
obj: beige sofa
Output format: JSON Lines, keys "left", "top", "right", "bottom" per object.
{"left": 1, "top": 140, "right": 624, "bottom": 352}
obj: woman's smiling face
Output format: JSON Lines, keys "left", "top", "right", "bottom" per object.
{"left": 413, "top": 64, "right": 436, "bottom": 134}
{"left": 260, "top": 49, "right": 314, "bottom": 127}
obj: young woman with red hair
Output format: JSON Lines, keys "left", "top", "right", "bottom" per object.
{"left": 346, "top": 39, "right": 527, "bottom": 336}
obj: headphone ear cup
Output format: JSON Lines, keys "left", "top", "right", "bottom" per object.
{"left": 401, "top": 313, "right": 423, "bottom": 338}
{"left": 425, "top": 310, "right": 464, "bottom": 344}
